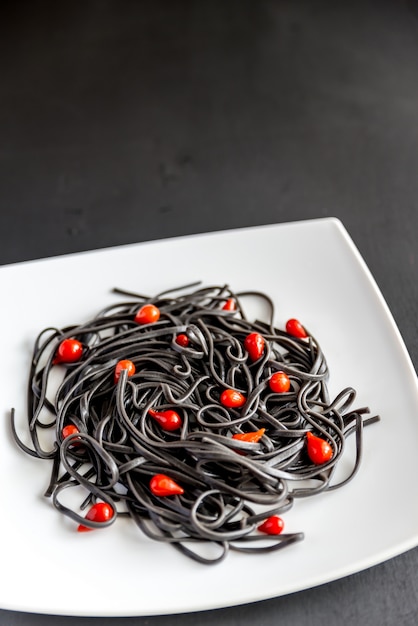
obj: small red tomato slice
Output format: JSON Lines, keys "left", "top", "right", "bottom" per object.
{"left": 220, "top": 389, "right": 246, "bottom": 408}
{"left": 134, "top": 304, "right": 160, "bottom": 324}
{"left": 62, "top": 424, "right": 80, "bottom": 439}
{"left": 54, "top": 338, "right": 83, "bottom": 364}
{"left": 150, "top": 474, "right": 184, "bottom": 496}
{"left": 285, "top": 318, "right": 308, "bottom": 338}
{"left": 232, "top": 428, "right": 265, "bottom": 443}
{"left": 269, "top": 371, "right": 291, "bottom": 393}
{"left": 222, "top": 298, "right": 236, "bottom": 311}
{"left": 62, "top": 424, "right": 82, "bottom": 448}
{"left": 306, "top": 431, "right": 333, "bottom": 464}
{"left": 114, "top": 359, "right": 136, "bottom": 383}
{"left": 258, "top": 515, "right": 284, "bottom": 535}
{"left": 148, "top": 408, "right": 183, "bottom": 431}
{"left": 77, "top": 502, "right": 114, "bottom": 532}
{"left": 244, "top": 332, "right": 265, "bottom": 361}
{"left": 175, "top": 333, "right": 189, "bottom": 347}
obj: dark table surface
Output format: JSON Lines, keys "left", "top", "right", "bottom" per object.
{"left": 1, "top": 1, "right": 418, "bottom": 624}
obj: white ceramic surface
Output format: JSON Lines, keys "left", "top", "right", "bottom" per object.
{"left": 2, "top": 218, "right": 418, "bottom": 616}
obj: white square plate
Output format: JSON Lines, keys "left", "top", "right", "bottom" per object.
{"left": 2, "top": 218, "right": 418, "bottom": 616}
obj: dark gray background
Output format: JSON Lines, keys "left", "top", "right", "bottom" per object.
{"left": 1, "top": 1, "right": 418, "bottom": 624}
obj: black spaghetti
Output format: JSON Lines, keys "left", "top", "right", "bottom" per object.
{"left": 11, "top": 282, "right": 379, "bottom": 564}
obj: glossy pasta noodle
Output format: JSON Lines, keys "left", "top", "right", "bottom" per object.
{"left": 11, "top": 282, "right": 379, "bottom": 564}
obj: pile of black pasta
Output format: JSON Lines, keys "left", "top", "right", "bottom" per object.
{"left": 11, "top": 283, "right": 378, "bottom": 564}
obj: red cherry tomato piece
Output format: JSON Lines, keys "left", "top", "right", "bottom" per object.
{"left": 306, "top": 431, "right": 333, "bottom": 464}
{"left": 244, "top": 332, "right": 265, "bottom": 362}
{"left": 149, "top": 408, "right": 183, "bottom": 431}
{"left": 269, "top": 371, "right": 291, "bottom": 393}
{"left": 150, "top": 474, "right": 184, "bottom": 497}
{"left": 232, "top": 428, "right": 265, "bottom": 443}
{"left": 62, "top": 424, "right": 80, "bottom": 439}
{"left": 54, "top": 338, "right": 83, "bottom": 364}
{"left": 62, "top": 424, "right": 82, "bottom": 448}
{"left": 258, "top": 515, "right": 285, "bottom": 535}
{"left": 175, "top": 333, "right": 189, "bottom": 347}
{"left": 286, "top": 318, "right": 308, "bottom": 339}
{"left": 220, "top": 389, "right": 246, "bottom": 408}
{"left": 114, "top": 359, "right": 136, "bottom": 383}
{"left": 222, "top": 298, "right": 236, "bottom": 311}
{"left": 134, "top": 304, "right": 160, "bottom": 324}
{"left": 77, "top": 502, "right": 114, "bottom": 532}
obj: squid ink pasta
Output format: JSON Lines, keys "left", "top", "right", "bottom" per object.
{"left": 11, "top": 282, "right": 379, "bottom": 564}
